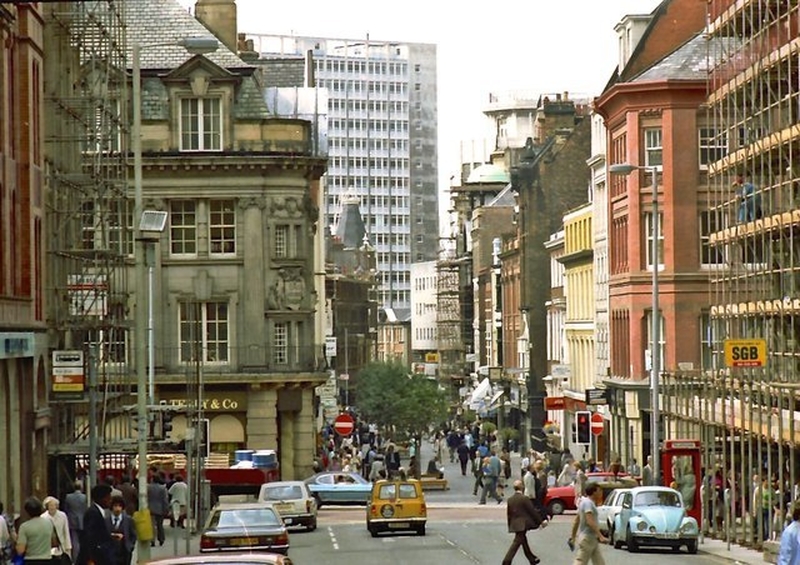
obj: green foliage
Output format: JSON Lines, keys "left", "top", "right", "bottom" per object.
{"left": 500, "top": 427, "right": 519, "bottom": 442}
{"left": 355, "top": 360, "right": 449, "bottom": 438}
{"left": 481, "top": 422, "right": 497, "bottom": 436}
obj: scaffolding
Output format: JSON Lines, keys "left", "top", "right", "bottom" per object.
{"left": 43, "top": 1, "right": 132, "bottom": 472}
{"left": 661, "top": 0, "right": 800, "bottom": 548}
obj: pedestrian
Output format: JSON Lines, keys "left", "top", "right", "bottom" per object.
{"left": 778, "top": 500, "right": 800, "bottom": 565}
{"left": 118, "top": 476, "right": 137, "bottom": 516}
{"left": 523, "top": 463, "right": 537, "bottom": 500}
{"left": 570, "top": 482, "right": 608, "bottom": 565}
{"left": 64, "top": 481, "right": 86, "bottom": 561}
{"left": 501, "top": 480, "right": 544, "bottom": 565}
{"left": 641, "top": 455, "right": 654, "bottom": 486}
{"left": 147, "top": 474, "right": 169, "bottom": 547}
{"left": 627, "top": 458, "right": 641, "bottom": 478}
{"left": 107, "top": 496, "right": 136, "bottom": 565}
{"left": 168, "top": 475, "right": 188, "bottom": 529}
{"left": 41, "top": 496, "right": 71, "bottom": 563}
{"left": 0, "top": 503, "right": 11, "bottom": 565}
{"left": 479, "top": 451, "right": 503, "bottom": 505}
{"left": 15, "top": 497, "right": 52, "bottom": 565}
{"left": 77, "top": 484, "right": 114, "bottom": 565}
{"left": 457, "top": 441, "right": 470, "bottom": 476}
{"left": 472, "top": 454, "right": 484, "bottom": 496}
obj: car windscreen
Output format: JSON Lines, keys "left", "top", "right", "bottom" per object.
{"left": 398, "top": 484, "right": 418, "bottom": 499}
{"left": 263, "top": 485, "right": 303, "bottom": 501}
{"left": 634, "top": 491, "right": 681, "bottom": 507}
{"left": 378, "top": 484, "right": 396, "bottom": 499}
{"left": 209, "top": 507, "right": 282, "bottom": 529}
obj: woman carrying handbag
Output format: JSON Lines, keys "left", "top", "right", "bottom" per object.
{"left": 41, "top": 497, "right": 72, "bottom": 565}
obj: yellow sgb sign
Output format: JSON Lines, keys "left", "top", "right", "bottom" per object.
{"left": 724, "top": 339, "right": 767, "bottom": 368}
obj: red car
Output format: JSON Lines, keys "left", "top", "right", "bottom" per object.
{"left": 543, "top": 472, "right": 638, "bottom": 515}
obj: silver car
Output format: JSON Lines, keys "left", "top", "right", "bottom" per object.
{"left": 259, "top": 480, "right": 318, "bottom": 531}
{"left": 597, "top": 488, "right": 632, "bottom": 536}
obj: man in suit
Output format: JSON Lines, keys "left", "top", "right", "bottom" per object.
{"left": 147, "top": 474, "right": 169, "bottom": 547}
{"left": 107, "top": 496, "right": 136, "bottom": 565}
{"left": 64, "top": 481, "right": 87, "bottom": 561}
{"left": 77, "top": 484, "right": 114, "bottom": 565}
{"left": 502, "top": 479, "right": 545, "bottom": 565}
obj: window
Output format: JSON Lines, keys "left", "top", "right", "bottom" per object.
{"left": 700, "top": 311, "right": 714, "bottom": 370}
{"left": 645, "top": 310, "right": 665, "bottom": 373}
{"left": 644, "top": 212, "right": 664, "bottom": 269}
{"left": 273, "top": 321, "right": 302, "bottom": 365}
{"left": 699, "top": 127, "right": 728, "bottom": 166}
{"left": 209, "top": 199, "right": 236, "bottom": 255}
{"left": 644, "top": 128, "right": 662, "bottom": 168}
{"left": 179, "top": 301, "right": 229, "bottom": 363}
{"left": 170, "top": 201, "right": 197, "bottom": 255}
{"left": 700, "top": 211, "right": 724, "bottom": 266}
{"left": 274, "top": 224, "right": 301, "bottom": 258}
{"left": 180, "top": 97, "right": 222, "bottom": 151}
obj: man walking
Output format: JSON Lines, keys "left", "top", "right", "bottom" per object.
{"left": 641, "top": 456, "right": 654, "bottom": 486}
{"left": 64, "top": 480, "right": 87, "bottom": 561}
{"left": 479, "top": 449, "right": 503, "bottom": 505}
{"left": 501, "top": 480, "right": 544, "bottom": 565}
{"left": 572, "top": 482, "right": 608, "bottom": 565}
{"left": 778, "top": 500, "right": 800, "bottom": 565}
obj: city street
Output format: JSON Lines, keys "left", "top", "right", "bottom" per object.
{"left": 148, "top": 447, "right": 765, "bottom": 564}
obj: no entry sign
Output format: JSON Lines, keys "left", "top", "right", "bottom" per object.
{"left": 591, "top": 413, "right": 604, "bottom": 436}
{"left": 334, "top": 413, "right": 355, "bottom": 436}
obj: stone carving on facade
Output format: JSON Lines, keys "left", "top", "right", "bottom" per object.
{"left": 268, "top": 196, "right": 303, "bottom": 218}
{"left": 238, "top": 196, "right": 267, "bottom": 210}
{"left": 265, "top": 267, "right": 307, "bottom": 311}
{"left": 302, "top": 192, "right": 320, "bottom": 234}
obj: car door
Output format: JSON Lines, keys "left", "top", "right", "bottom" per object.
{"left": 597, "top": 490, "right": 618, "bottom": 531}
{"left": 617, "top": 491, "right": 634, "bottom": 533}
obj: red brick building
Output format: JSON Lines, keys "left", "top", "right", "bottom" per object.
{"left": 594, "top": 0, "right": 711, "bottom": 464}
{"left": 0, "top": 3, "right": 48, "bottom": 507}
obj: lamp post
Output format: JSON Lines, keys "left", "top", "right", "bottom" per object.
{"left": 132, "top": 36, "right": 218, "bottom": 562}
{"left": 608, "top": 162, "right": 661, "bottom": 482}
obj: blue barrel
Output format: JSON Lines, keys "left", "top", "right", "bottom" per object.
{"left": 252, "top": 450, "right": 278, "bottom": 469}
{"left": 234, "top": 449, "right": 255, "bottom": 463}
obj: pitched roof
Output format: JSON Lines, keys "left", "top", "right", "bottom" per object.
{"left": 125, "top": 0, "right": 249, "bottom": 70}
{"left": 630, "top": 33, "right": 711, "bottom": 82}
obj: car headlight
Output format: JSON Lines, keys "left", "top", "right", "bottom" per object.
{"left": 637, "top": 522, "right": 648, "bottom": 531}
{"left": 680, "top": 522, "right": 696, "bottom": 533}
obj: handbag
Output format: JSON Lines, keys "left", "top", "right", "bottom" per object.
{"left": 49, "top": 522, "right": 72, "bottom": 565}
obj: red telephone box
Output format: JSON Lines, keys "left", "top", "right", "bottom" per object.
{"left": 661, "top": 438, "right": 702, "bottom": 524}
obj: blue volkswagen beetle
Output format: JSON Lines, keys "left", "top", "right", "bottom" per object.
{"left": 303, "top": 471, "right": 372, "bottom": 507}
{"left": 611, "top": 486, "right": 698, "bottom": 554}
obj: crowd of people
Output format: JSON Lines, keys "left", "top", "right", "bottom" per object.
{"left": 0, "top": 468, "right": 189, "bottom": 565}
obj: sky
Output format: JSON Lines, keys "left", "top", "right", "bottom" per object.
{"left": 178, "top": 0, "right": 663, "bottom": 203}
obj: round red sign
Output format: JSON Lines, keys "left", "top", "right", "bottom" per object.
{"left": 591, "top": 413, "right": 604, "bottom": 436}
{"left": 333, "top": 413, "right": 355, "bottom": 436}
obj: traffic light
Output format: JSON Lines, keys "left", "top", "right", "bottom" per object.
{"left": 161, "top": 410, "right": 174, "bottom": 440}
{"left": 576, "top": 411, "right": 591, "bottom": 445}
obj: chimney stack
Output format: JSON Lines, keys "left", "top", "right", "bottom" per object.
{"left": 194, "top": 0, "right": 237, "bottom": 54}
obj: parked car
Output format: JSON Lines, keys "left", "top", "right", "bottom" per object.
{"left": 597, "top": 488, "right": 633, "bottom": 536}
{"left": 366, "top": 479, "right": 427, "bottom": 537}
{"left": 611, "top": 486, "right": 699, "bottom": 554}
{"left": 259, "top": 480, "right": 318, "bottom": 531}
{"left": 199, "top": 502, "right": 290, "bottom": 555}
{"left": 151, "top": 554, "right": 292, "bottom": 565}
{"left": 544, "top": 473, "right": 637, "bottom": 515}
{"left": 303, "top": 471, "right": 372, "bottom": 507}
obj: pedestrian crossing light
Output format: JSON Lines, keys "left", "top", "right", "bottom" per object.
{"left": 576, "top": 411, "right": 591, "bottom": 445}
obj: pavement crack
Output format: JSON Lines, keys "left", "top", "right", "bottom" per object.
{"left": 437, "top": 531, "right": 481, "bottom": 563}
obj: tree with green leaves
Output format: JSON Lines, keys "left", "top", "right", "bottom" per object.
{"left": 355, "top": 360, "right": 449, "bottom": 440}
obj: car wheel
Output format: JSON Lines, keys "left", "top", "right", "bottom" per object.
{"left": 308, "top": 517, "right": 317, "bottom": 532}
{"left": 687, "top": 539, "right": 698, "bottom": 554}
{"left": 626, "top": 527, "right": 638, "bottom": 552}
{"left": 547, "top": 500, "right": 565, "bottom": 515}
{"left": 417, "top": 524, "right": 426, "bottom": 536}
{"left": 611, "top": 525, "right": 622, "bottom": 549}
{"left": 369, "top": 527, "right": 378, "bottom": 538}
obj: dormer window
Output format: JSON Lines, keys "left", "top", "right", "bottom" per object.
{"left": 180, "top": 97, "right": 221, "bottom": 151}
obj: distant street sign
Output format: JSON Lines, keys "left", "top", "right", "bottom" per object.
{"left": 585, "top": 388, "right": 608, "bottom": 406}
{"left": 334, "top": 413, "right": 355, "bottom": 436}
{"left": 325, "top": 336, "right": 337, "bottom": 358}
{"left": 591, "top": 413, "right": 604, "bottom": 436}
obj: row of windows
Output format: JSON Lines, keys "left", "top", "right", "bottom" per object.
{"left": 641, "top": 126, "right": 729, "bottom": 169}
{"left": 318, "top": 60, "right": 412, "bottom": 76}
{"left": 414, "top": 274, "right": 436, "bottom": 291}
{"left": 415, "top": 326, "right": 437, "bottom": 341}
{"left": 329, "top": 156, "right": 410, "bottom": 171}
{"left": 81, "top": 199, "right": 304, "bottom": 260}
{"left": 328, "top": 118, "right": 409, "bottom": 132}
{"left": 92, "top": 301, "right": 303, "bottom": 366}
{"left": 379, "top": 289, "right": 410, "bottom": 306}
{"left": 330, "top": 99, "right": 409, "bottom": 113}
{"left": 319, "top": 79, "right": 409, "bottom": 96}
{"left": 415, "top": 302, "right": 436, "bottom": 316}
{"left": 326, "top": 176, "right": 410, "bottom": 190}
{"left": 329, "top": 137, "right": 408, "bottom": 151}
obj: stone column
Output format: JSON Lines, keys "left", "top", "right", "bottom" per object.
{"left": 246, "top": 386, "right": 278, "bottom": 450}
{"left": 279, "top": 412, "right": 295, "bottom": 480}
{"left": 239, "top": 198, "right": 266, "bottom": 366}
{"left": 293, "top": 387, "right": 316, "bottom": 479}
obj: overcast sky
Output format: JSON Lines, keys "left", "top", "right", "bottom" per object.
{"left": 179, "top": 0, "right": 662, "bottom": 194}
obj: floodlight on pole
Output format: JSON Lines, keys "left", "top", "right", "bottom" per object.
{"left": 608, "top": 162, "right": 661, "bottom": 483}
{"left": 132, "top": 35, "right": 218, "bottom": 563}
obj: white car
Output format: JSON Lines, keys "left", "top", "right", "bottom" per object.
{"left": 597, "top": 488, "right": 632, "bottom": 536}
{"left": 259, "top": 480, "right": 318, "bottom": 531}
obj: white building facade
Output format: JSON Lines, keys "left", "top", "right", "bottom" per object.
{"left": 410, "top": 261, "right": 438, "bottom": 355}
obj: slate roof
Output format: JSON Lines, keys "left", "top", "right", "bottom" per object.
{"left": 233, "top": 75, "right": 271, "bottom": 120}
{"left": 631, "top": 33, "right": 726, "bottom": 82}
{"left": 334, "top": 195, "right": 367, "bottom": 248}
{"left": 125, "top": 0, "right": 249, "bottom": 70}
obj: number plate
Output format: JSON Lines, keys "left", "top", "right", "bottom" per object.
{"left": 230, "top": 537, "right": 258, "bottom": 546}
{"left": 284, "top": 518, "right": 293, "bottom": 524}
{"left": 388, "top": 522, "right": 410, "bottom": 529}
{"left": 275, "top": 503, "right": 294, "bottom": 512}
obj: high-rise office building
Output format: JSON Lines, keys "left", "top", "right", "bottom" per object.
{"left": 249, "top": 34, "right": 439, "bottom": 312}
